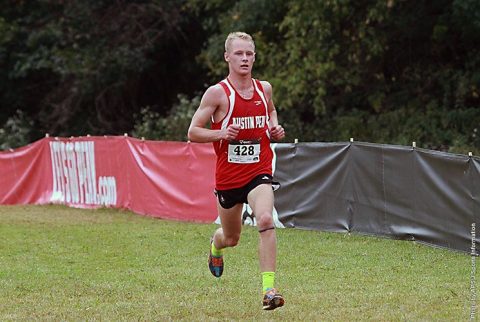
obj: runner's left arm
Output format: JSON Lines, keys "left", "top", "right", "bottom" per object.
{"left": 261, "top": 81, "right": 285, "bottom": 141}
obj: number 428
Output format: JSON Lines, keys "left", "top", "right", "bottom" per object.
{"left": 233, "top": 145, "right": 255, "bottom": 156}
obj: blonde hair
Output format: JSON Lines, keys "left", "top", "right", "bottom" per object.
{"left": 225, "top": 32, "right": 255, "bottom": 52}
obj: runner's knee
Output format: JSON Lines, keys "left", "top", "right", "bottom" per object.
{"left": 256, "top": 212, "right": 273, "bottom": 230}
{"left": 223, "top": 234, "right": 240, "bottom": 247}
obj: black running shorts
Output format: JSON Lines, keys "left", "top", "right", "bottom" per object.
{"left": 214, "top": 174, "right": 280, "bottom": 209}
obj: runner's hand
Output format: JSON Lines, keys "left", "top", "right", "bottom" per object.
{"left": 270, "top": 125, "right": 285, "bottom": 141}
{"left": 223, "top": 124, "right": 241, "bottom": 141}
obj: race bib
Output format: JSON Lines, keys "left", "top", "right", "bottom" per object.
{"left": 228, "top": 140, "right": 260, "bottom": 164}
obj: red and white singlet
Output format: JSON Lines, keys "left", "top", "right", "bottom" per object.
{"left": 212, "top": 78, "right": 273, "bottom": 190}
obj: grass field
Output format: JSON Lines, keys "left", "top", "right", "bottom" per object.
{"left": 0, "top": 205, "right": 476, "bottom": 321}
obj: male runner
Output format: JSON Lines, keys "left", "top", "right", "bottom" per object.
{"left": 188, "top": 32, "right": 285, "bottom": 310}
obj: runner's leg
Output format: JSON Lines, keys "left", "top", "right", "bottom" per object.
{"left": 247, "top": 184, "right": 276, "bottom": 272}
{"left": 212, "top": 201, "right": 244, "bottom": 250}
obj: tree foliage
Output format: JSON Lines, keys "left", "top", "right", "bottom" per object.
{"left": 1, "top": 0, "right": 479, "bottom": 153}
{"left": 0, "top": 0, "right": 207, "bottom": 139}
{"left": 196, "top": 0, "right": 480, "bottom": 152}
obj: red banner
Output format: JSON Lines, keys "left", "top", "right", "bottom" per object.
{"left": 0, "top": 137, "right": 218, "bottom": 222}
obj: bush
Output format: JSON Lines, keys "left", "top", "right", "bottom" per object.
{"left": 0, "top": 110, "right": 33, "bottom": 150}
{"left": 132, "top": 94, "right": 201, "bottom": 141}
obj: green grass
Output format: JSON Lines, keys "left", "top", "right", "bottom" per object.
{"left": 0, "top": 205, "right": 476, "bottom": 321}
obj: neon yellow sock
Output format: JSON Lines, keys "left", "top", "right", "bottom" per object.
{"left": 262, "top": 272, "right": 275, "bottom": 293}
{"left": 211, "top": 241, "right": 224, "bottom": 257}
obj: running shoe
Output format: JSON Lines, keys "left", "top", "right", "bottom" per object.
{"left": 208, "top": 238, "right": 223, "bottom": 278}
{"left": 262, "top": 288, "right": 285, "bottom": 310}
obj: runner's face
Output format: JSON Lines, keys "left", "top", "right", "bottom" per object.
{"left": 225, "top": 38, "right": 255, "bottom": 76}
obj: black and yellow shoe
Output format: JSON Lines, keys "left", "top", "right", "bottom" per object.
{"left": 262, "top": 288, "right": 285, "bottom": 310}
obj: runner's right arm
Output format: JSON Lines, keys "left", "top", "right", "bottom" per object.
{"left": 188, "top": 85, "right": 240, "bottom": 143}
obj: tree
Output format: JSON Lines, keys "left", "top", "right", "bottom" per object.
{"left": 196, "top": 0, "right": 480, "bottom": 152}
{"left": 1, "top": 0, "right": 479, "bottom": 153}
{"left": 0, "top": 0, "right": 208, "bottom": 141}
